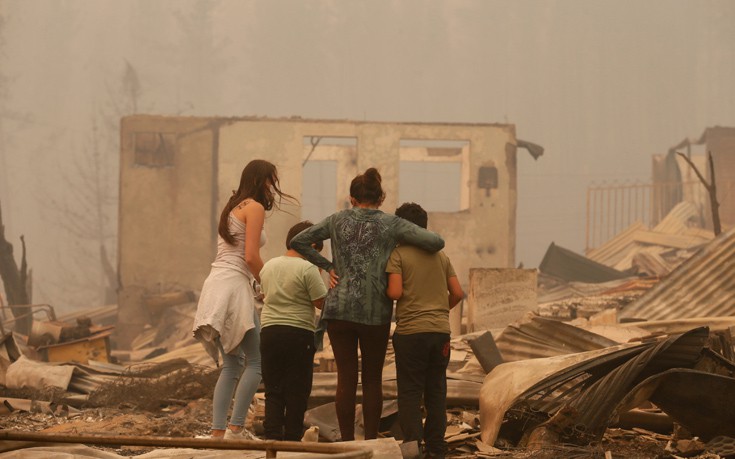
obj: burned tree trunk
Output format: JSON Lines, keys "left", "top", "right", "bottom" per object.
{"left": 676, "top": 151, "right": 722, "bottom": 236}
{"left": 0, "top": 201, "right": 32, "bottom": 335}
{"left": 100, "top": 244, "right": 119, "bottom": 304}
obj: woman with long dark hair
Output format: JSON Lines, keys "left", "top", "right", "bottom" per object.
{"left": 193, "top": 159, "right": 292, "bottom": 439}
{"left": 291, "top": 167, "right": 445, "bottom": 441}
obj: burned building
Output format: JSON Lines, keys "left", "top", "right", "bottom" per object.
{"left": 116, "top": 116, "right": 540, "bottom": 345}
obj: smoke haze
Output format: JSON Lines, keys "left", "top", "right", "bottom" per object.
{"left": 1, "top": 0, "right": 734, "bottom": 311}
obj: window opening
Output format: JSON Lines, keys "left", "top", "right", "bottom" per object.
{"left": 398, "top": 139, "right": 470, "bottom": 212}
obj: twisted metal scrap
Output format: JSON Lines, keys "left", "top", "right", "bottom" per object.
{"left": 505, "top": 327, "right": 710, "bottom": 446}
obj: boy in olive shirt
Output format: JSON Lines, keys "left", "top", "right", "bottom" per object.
{"left": 386, "top": 203, "right": 464, "bottom": 459}
{"left": 260, "top": 221, "right": 328, "bottom": 441}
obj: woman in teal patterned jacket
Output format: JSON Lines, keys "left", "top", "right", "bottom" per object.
{"left": 291, "top": 167, "right": 444, "bottom": 441}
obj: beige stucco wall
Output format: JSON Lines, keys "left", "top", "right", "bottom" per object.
{"left": 118, "top": 116, "right": 518, "bottom": 344}
{"left": 119, "top": 117, "right": 215, "bottom": 291}
{"left": 467, "top": 268, "right": 538, "bottom": 332}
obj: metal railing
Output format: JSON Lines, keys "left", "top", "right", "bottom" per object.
{"left": 585, "top": 180, "right": 709, "bottom": 251}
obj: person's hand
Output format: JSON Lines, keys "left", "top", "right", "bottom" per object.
{"left": 253, "top": 280, "right": 264, "bottom": 302}
{"left": 328, "top": 269, "right": 339, "bottom": 288}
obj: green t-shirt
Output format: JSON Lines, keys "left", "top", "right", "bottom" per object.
{"left": 385, "top": 246, "right": 456, "bottom": 335}
{"left": 260, "top": 255, "right": 328, "bottom": 332}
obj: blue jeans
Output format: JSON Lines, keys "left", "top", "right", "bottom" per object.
{"left": 212, "top": 312, "right": 262, "bottom": 430}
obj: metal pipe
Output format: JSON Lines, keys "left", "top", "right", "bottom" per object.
{"left": 0, "top": 431, "right": 373, "bottom": 459}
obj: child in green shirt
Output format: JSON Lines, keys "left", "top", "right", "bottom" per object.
{"left": 259, "top": 221, "right": 328, "bottom": 441}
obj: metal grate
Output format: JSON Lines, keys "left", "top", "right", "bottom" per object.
{"left": 585, "top": 180, "right": 711, "bottom": 251}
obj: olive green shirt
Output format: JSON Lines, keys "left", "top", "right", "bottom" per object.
{"left": 386, "top": 246, "right": 456, "bottom": 335}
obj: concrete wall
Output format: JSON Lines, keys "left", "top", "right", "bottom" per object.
{"left": 117, "top": 116, "right": 518, "bottom": 345}
{"left": 467, "top": 268, "right": 538, "bottom": 332}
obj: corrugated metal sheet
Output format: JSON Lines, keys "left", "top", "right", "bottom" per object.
{"left": 621, "top": 226, "right": 735, "bottom": 320}
{"left": 598, "top": 277, "right": 661, "bottom": 296}
{"left": 539, "top": 243, "right": 629, "bottom": 283}
{"left": 538, "top": 277, "right": 659, "bottom": 305}
{"left": 631, "top": 251, "right": 671, "bottom": 277}
{"left": 652, "top": 201, "right": 701, "bottom": 235}
{"left": 576, "top": 329, "right": 722, "bottom": 443}
{"left": 538, "top": 278, "right": 636, "bottom": 304}
{"left": 611, "top": 243, "right": 664, "bottom": 272}
{"left": 632, "top": 230, "right": 709, "bottom": 249}
{"left": 639, "top": 369, "right": 735, "bottom": 441}
{"left": 620, "top": 317, "right": 735, "bottom": 335}
{"left": 587, "top": 221, "right": 647, "bottom": 267}
{"left": 505, "top": 327, "right": 710, "bottom": 445}
{"left": 587, "top": 202, "right": 714, "bottom": 272}
{"left": 495, "top": 315, "right": 618, "bottom": 361}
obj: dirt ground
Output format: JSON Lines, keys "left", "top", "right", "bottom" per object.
{"left": 0, "top": 364, "right": 718, "bottom": 458}
{"left": 0, "top": 397, "right": 688, "bottom": 458}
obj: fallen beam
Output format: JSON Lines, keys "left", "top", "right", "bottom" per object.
{"left": 615, "top": 409, "right": 673, "bottom": 434}
{"left": 0, "top": 431, "right": 373, "bottom": 459}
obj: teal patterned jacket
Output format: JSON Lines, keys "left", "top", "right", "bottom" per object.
{"left": 291, "top": 207, "right": 445, "bottom": 326}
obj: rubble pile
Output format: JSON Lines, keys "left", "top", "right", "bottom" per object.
{"left": 1, "top": 206, "right": 734, "bottom": 457}
{"left": 87, "top": 360, "right": 219, "bottom": 411}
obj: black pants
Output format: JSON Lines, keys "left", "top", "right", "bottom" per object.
{"left": 327, "top": 319, "right": 391, "bottom": 441}
{"left": 392, "top": 332, "right": 450, "bottom": 458}
{"left": 260, "top": 325, "right": 316, "bottom": 441}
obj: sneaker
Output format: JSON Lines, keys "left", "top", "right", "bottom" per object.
{"left": 224, "top": 428, "right": 260, "bottom": 441}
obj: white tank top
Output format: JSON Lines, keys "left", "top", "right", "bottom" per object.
{"left": 211, "top": 212, "right": 266, "bottom": 277}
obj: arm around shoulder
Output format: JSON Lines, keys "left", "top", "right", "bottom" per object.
{"left": 395, "top": 217, "right": 444, "bottom": 253}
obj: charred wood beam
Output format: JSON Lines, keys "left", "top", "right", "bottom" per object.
{"left": 676, "top": 151, "right": 721, "bottom": 236}
{"left": 0, "top": 201, "right": 31, "bottom": 335}
{"left": 0, "top": 430, "right": 373, "bottom": 458}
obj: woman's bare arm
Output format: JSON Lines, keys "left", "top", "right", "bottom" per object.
{"left": 234, "top": 200, "right": 265, "bottom": 282}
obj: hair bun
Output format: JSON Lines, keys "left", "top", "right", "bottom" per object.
{"left": 364, "top": 168, "right": 382, "bottom": 183}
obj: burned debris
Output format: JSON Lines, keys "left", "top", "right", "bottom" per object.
{"left": 1, "top": 124, "right": 734, "bottom": 458}
{"left": 0, "top": 224, "right": 734, "bottom": 458}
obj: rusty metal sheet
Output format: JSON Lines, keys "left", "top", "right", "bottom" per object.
{"left": 621, "top": 226, "right": 735, "bottom": 320}
{"left": 587, "top": 222, "right": 647, "bottom": 268}
{"left": 495, "top": 315, "right": 619, "bottom": 361}
{"left": 622, "top": 368, "right": 735, "bottom": 441}
{"left": 564, "top": 327, "right": 708, "bottom": 433}
{"left": 539, "top": 243, "right": 629, "bottom": 284}
{"left": 492, "top": 327, "right": 709, "bottom": 446}
{"left": 479, "top": 342, "right": 644, "bottom": 446}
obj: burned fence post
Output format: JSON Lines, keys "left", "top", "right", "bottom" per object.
{"left": 676, "top": 150, "right": 721, "bottom": 236}
{"left": 0, "top": 200, "right": 32, "bottom": 336}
